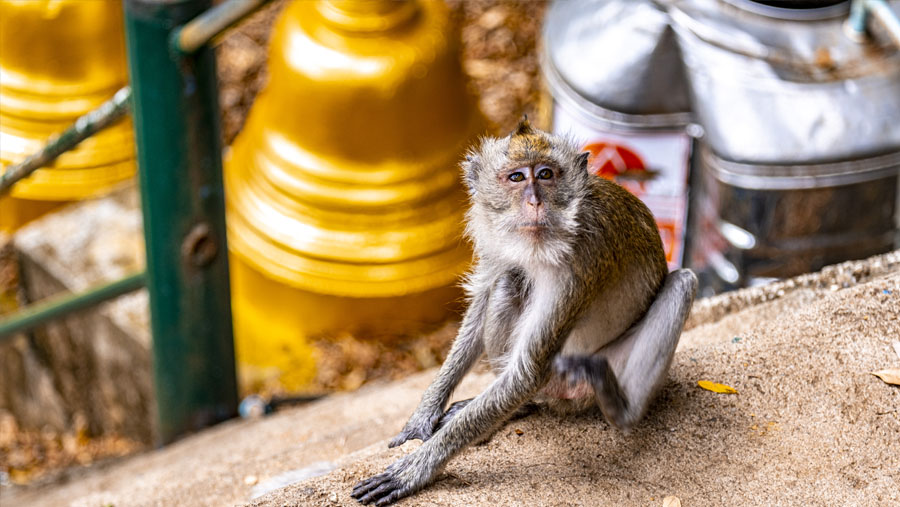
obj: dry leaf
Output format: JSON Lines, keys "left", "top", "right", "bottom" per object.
{"left": 871, "top": 369, "right": 900, "bottom": 386}
{"left": 697, "top": 380, "right": 738, "bottom": 394}
{"left": 892, "top": 341, "right": 900, "bottom": 361}
{"left": 663, "top": 496, "right": 682, "bottom": 507}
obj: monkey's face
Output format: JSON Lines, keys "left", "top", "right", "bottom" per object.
{"left": 461, "top": 121, "right": 591, "bottom": 267}
{"left": 497, "top": 162, "right": 565, "bottom": 238}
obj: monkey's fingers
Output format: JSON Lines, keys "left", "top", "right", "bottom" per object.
{"left": 351, "top": 472, "right": 390, "bottom": 501}
{"left": 595, "top": 356, "right": 629, "bottom": 416}
{"left": 388, "top": 426, "right": 429, "bottom": 448}
{"left": 388, "top": 432, "right": 411, "bottom": 448}
{"left": 351, "top": 471, "right": 408, "bottom": 505}
{"left": 388, "top": 412, "right": 442, "bottom": 448}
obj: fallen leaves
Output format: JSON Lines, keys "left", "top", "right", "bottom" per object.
{"left": 697, "top": 380, "right": 738, "bottom": 394}
{"left": 871, "top": 369, "right": 900, "bottom": 386}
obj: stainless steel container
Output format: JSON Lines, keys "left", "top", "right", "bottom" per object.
{"left": 542, "top": 0, "right": 900, "bottom": 293}
{"left": 671, "top": 0, "right": 900, "bottom": 291}
{"left": 541, "top": 0, "right": 696, "bottom": 269}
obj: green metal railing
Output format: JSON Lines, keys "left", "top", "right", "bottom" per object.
{"left": 0, "top": 0, "right": 271, "bottom": 445}
{"left": 0, "top": 87, "right": 132, "bottom": 196}
{"left": 0, "top": 272, "right": 146, "bottom": 338}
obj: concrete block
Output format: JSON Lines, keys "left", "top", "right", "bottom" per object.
{"left": 0, "top": 187, "right": 153, "bottom": 443}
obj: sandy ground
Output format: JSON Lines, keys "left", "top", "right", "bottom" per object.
{"left": 259, "top": 272, "right": 900, "bottom": 506}
{"left": 5, "top": 252, "right": 899, "bottom": 506}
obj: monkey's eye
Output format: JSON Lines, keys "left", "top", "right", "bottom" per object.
{"left": 508, "top": 172, "right": 525, "bottom": 182}
{"left": 537, "top": 167, "right": 554, "bottom": 180}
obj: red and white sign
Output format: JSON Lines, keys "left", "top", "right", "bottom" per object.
{"left": 553, "top": 103, "right": 692, "bottom": 269}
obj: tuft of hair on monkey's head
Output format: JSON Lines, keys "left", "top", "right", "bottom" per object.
{"left": 460, "top": 117, "right": 593, "bottom": 265}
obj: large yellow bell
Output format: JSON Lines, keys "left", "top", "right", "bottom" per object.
{"left": 226, "top": 0, "right": 482, "bottom": 392}
{"left": 0, "top": 0, "right": 135, "bottom": 232}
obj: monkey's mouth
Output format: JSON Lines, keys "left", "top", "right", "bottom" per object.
{"left": 518, "top": 222, "right": 550, "bottom": 232}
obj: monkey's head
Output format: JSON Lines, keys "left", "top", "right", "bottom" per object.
{"left": 461, "top": 119, "right": 592, "bottom": 267}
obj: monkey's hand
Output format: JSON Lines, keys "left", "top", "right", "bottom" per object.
{"left": 351, "top": 450, "right": 436, "bottom": 505}
{"left": 387, "top": 407, "right": 442, "bottom": 448}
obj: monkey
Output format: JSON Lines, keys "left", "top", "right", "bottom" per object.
{"left": 352, "top": 120, "right": 697, "bottom": 506}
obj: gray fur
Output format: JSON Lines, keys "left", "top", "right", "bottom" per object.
{"left": 352, "top": 123, "right": 697, "bottom": 506}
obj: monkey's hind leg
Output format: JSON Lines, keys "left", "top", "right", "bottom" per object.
{"left": 554, "top": 269, "right": 697, "bottom": 429}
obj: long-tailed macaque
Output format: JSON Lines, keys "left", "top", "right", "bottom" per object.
{"left": 352, "top": 120, "right": 697, "bottom": 505}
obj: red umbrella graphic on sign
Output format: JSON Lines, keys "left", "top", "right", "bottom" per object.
{"left": 583, "top": 141, "right": 659, "bottom": 192}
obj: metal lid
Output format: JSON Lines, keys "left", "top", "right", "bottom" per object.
{"left": 542, "top": 0, "right": 692, "bottom": 120}
{"left": 672, "top": 0, "right": 900, "bottom": 163}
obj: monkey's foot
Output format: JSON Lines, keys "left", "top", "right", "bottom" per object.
{"left": 553, "top": 355, "right": 629, "bottom": 427}
{"left": 351, "top": 455, "right": 427, "bottom": 506}
{"left": 388, "top": 409, "right": 441, "bottom": 448}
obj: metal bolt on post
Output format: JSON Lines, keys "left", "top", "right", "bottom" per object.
{"left": 123, "top": 0, "right": 238, "bottom": 444}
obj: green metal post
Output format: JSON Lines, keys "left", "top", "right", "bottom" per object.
{"left": 123, "top": 0, "right": 238, "bottom": 444}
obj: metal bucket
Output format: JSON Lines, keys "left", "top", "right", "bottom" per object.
{"left": 692, "top": 147, "right": 898, "bottom": 291}
{"left": 672, "top": 0, "right": 900, "bottom": 292}
{"left": 540, "top": 0, "right": 696, "bottom": 269}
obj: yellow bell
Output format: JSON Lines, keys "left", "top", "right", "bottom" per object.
{"left": 0, "top": 0, "right": 135, "bottom": 232}
{"left": 225, "top": 0, "right": 482, "bottom": 392}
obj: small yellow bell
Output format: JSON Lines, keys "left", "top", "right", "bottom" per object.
{"left": 0, "top": 0, "right": 136, "bottom": 232}
{"left": 225, "top": 0, "right": 482, "bottom": 392}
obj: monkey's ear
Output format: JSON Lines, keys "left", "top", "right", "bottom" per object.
{"left": 576, "top": 151, "right": 590, "bottom": 173}
{"left": 514, "top": 115, "right": 534, "bottom": 136}
{"left": 462, "top": 151, "right": 481, "bottom": 192}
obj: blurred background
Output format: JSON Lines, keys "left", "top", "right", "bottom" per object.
{"left": 1, "top": 0, "right": 898, "bottom": 491}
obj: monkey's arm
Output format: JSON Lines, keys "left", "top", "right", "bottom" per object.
{"left": 387, "top": 284, "right": 492, "bottom": 448}
{"left": 354, "top": 299, "right": 572, "bottom": 505}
